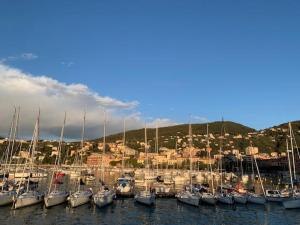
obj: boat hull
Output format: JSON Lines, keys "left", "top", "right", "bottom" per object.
{"left": 177, "top": 196, "right": 199, "bottom": 206}
{"left": 217, "top": 196, "right": 234, "bottom": 205}
{"left": 69, "top": 193, "right": 92, "bottom": 208}
{"left": 201, "top": 195, "right": 217, "bottom": 205}
{"left": 233, "top": 195, "right": 247, "bottom": 204}
{"left": 247, "top": 195, "right": 266, "bottom": 205}
{"left": 0, "top": 192, "right": 14, "bottom": 206}
{"left": 94, "top": 194, "right": 114, "bottom": 208}
{"left": 135, "top": 195, "right": 155, "bottom": 206}
{"left": 14, "top": 194, "right": 44, "bottom": 209}
{"left": 283, "top": 198, "right": 300, "bottom": 209}
{"left": 44, "top": 193, "right": 69, "bottom": 207}
{"left": 266, "top": 196, "right": 287, "bottom": 202}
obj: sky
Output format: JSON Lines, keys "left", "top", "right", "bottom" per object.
{"left": 0, "top": 0, "right": 299, "bottom": 139}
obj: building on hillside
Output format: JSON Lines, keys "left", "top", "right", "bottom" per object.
{"left": 245, "top": 146, "right": 259, "bottom": 155}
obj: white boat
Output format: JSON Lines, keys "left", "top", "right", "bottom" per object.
{"left": 68, "top": 190, "right": 92, "bottom": 208}
{"left": 265, "top": 190, "right": 289, "bottom": 202}
{"left": 45, "top": 114, "right": 69, "bottom": 208}
{"left": 196, "top": 173, "right": 205, "bottom": 184}
{"left": 163, "top": 173, "right": 174, "bottom": 185}
{"left": 241, "top": 175, "right": 249, "bottom": 184}
{"left": 283, "top": 197, "right": 300, "bottom": 209}
{"left": 232, "top": 192, "right": 247, "bottom": 204}
{"left": 144, "top": 173, "right": 157, "bottom": 181}
{"left": 217, "top": 193, "right": 234, "bottom": 205}
{"left": 85, "top": 175, "right": 96, "bottom": 182}
{"left": 0, "top": 190, "right": 15, "bottom": 206}
{"left": 174, "top": 175, "right": 188, "bottom": 185}
{"left": 93, "top": 188, "right": 115, "bottom": 208}
{"left": 14, "top": 111, "right": 45, "bottom": 209}
{"left": 70, "top": 170, "right": 81, "bottom": 179}
{"left": 200, "top": 192, "right": 217, "bottom": 205}
{"left": 116, "top": 178, "right": 134, "bottom": 196}
{"left": 177, "top": 191, "right": 200, "bottom": 206}
{"left": 247, "top": 193, "right": 266, "bottom": 204}
{"left": 135, "top": 190, "right": 155, "bottom": 206}
{"left": 134, "top": 170, "right": 145, "bottom": 184}
{"left": 14, "top": 172, "right": 31, "bottom": 179}
{"left": 134, "top": 125, "right": 156, "bottom": 206}
{"left": 13, "top": 190, "right": 44, "bottom": 209}
{"left": 282, "top": 123, "right": 299, "bottom": 209}
{"left": 44, "top": 190, "right": 69, "bottom": 207}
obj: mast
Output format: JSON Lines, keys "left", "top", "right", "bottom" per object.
{"left": 121, "top": 118, "right": 126, "bottom": 175}
{"left": 145, "top": 124, "right": 148, "bottom": 173}
{"left": 9, "top": 107, "right": 20, "bottom": 164}
{"left": 27, "top": 110, "right": 40, "bottom": 192}
{"left": 57, "top": 112, "right": 66, "bottom": 167}
{"left": 286, "top": 138, "right": 294, "bottom": 194}
{"left": 289, "top": 122, "right": 296, "bottom": 180}
{"left": 144, "top": 123, "right": 148, "bottom": 191}
{"left": 78, "top": 110, "right": 86, "bottom": 192}
{"left": 254, "top": 155, "right": 265, "bottom": 197}
{"left": 48, "top": 112, "right": 66, "bottom": 194}
{"left": 3, "top": 108, "right": 16, "bottom": 173}
{"left": 101, "top": 110, "right": 106, "bottom": 183}
{"left": 1, "top": 108, "right": 16, "bottom": 191}
{"left": 155, "top": 123, "right": 159, "bottom": 175}
{"left": 207, "top": 123, "right": 215, "bottom": 194}
{"left": 188, "top": 121, "right": 193, "bottom": 189}
{"left": 16, "top": 114, "right": 37, "bottom": 195}
{"left": 219, "top": 118, "right": 224, "bottom": 191}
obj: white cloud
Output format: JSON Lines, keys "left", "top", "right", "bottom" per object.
{"left": 61, "top": 61, "right": 74, "bottom": 67}
{"left": 20, "top": 53, "right": 38, "bottom": 60}
{"left": 190, "top": 115, "right": 209, "bottom": 123}
{"left": 0, "top": 63, "right": 144, "bottom": 140}
{"left": 0, "top": 53, "right": 38, "bottom": 63}
{"left": 147, "top": 118, "right": 178, "bottom": 128}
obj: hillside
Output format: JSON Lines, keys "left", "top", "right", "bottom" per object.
{"left": 95, "top": 120, "right": 300, "bottom": 155}
{"left": 94, "top": 121, "right": 256, "bottom": 154}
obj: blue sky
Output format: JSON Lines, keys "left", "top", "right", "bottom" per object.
{"left": 0, "top": 0, "right": 300, "bottom": 132}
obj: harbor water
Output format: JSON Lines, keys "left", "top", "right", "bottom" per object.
{"left": 1, "top": 170, "right": 300, "bottom": 225}
{"left": 1, "top": 198, "right": 300, "bottom": 225}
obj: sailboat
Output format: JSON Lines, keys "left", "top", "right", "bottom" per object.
{"left": 44, "top": 112, "right": 69, "bottom": 207}
{"left": 13, "top": 109, "right": 45, "bottom": 209}
{"left": 216, "top": 120, "right": 234, "bottom": 205}
{"left": 68, "top": 111, "right": 93, "bottom": 208}
{"left": 283, "top": 122, "right": 300, "bottom": 209}
{"left": 232, "top": 156, "right": 248, "bottom": 204}
{"left": 116, "top": 119, "right": 134, "bottom": 197}
{"left": 135, "top": 124, "right": 155, "bottom": 206}
{"left": 94, "top": 111, "right": 115, "bottom": 208}
{"left": 176, "top": 122, "right": 200, "bottom": 207}
{"left": 201, "top": 124, "right": 217, "bottom": 205}
{"left": 247, "top": 150, "right": 266, "bottom": 205}
{"left": 0, "top": 108, "right": 19, "bottom": 206}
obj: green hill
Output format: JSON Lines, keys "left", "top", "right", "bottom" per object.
{"left": 98, "top": 121, "right": 255, "bottom": 142}
{"left": 94, "top": 121, "right": 256, "bottom": 153}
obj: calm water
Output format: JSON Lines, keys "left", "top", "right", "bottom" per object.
{"left": 1, "top": 199, "right": 300, "bottom": 225}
